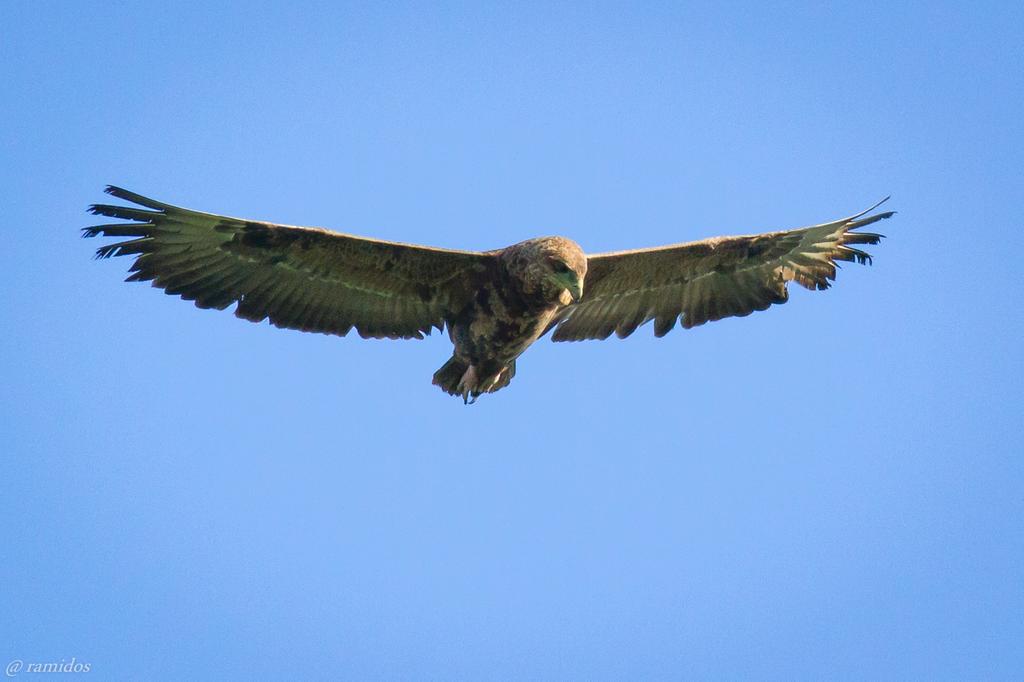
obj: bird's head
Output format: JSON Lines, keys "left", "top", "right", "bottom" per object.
{"left": 510, "top": 236, "right": 587, "bottom": 306}
{"left": 546, "top": 252, "right": 586, "bottom": 305}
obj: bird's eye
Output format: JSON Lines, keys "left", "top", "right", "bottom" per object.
{"left": 553, "top": 261, "right": 570, "bottom": 274}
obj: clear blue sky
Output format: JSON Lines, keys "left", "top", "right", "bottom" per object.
{"left": 2, "top": 2, "right": 1021, "bottom": 679}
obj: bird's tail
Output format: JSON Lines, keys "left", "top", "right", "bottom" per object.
{"left": 432, "top": 356, "right": 517, "bottom": 403}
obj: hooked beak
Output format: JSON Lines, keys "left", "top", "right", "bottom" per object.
{"left": 567, "top": 280, "right": 583, "bottom": 304}
{"left": 552, "top": 271, "right": 584, "bottom": 304}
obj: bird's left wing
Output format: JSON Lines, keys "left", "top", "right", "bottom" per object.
{"left": 551, "top": 200, "right": 893, "bottom": 341}
{"left": 85, "top": 186, "right": 493, "bottom": 339}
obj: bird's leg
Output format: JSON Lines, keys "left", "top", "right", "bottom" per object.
{"left": 479, "top": 368, "right": 505, "bottom": 393}
{"left": 457, "top": 365, "right": 479, "bottom": 405}
{"left": 455, "top": 364, "right": 509, "bottom": 403}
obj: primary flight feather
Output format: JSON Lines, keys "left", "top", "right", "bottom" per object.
{"left": 85, "top": 186, "right": 893, "bottom": 402}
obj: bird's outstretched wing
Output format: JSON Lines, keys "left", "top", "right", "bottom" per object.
{"left": 85, "top": 186, "right": 493, "bottom": 339}
{"left": 551, "top": 200, "right": 894, "bottom": 341}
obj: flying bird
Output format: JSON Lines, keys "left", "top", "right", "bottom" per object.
{"left": 85, "top": 186, "right": 893, "bottom": 402}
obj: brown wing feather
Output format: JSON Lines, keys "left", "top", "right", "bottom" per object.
{"left": 85, "top": 186, "right": 492, "bottom": 339}
{"left": 551, "top": 200, "right": 894, "bottom": 342}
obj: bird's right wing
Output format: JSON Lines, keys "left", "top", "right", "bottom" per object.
{"left": 85, "top": 186, "right": 493, "bottom": 339}
{"left": 551, "top": 200, "right": 893, "bottom": 341}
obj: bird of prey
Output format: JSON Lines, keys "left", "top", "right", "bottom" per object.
{"left": 85, "top": 186, "right": 893, "bottom": 402}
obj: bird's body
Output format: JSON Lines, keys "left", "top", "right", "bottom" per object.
{"left": 435, "top": 236, "right": 587, "bottom": 400}
{"left": 85, "top": 187, "right": 893, "bottom": 402}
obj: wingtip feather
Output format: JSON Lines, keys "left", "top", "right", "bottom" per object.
{"left": 101, "top": 185, "right": 171, "bottom": 210}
